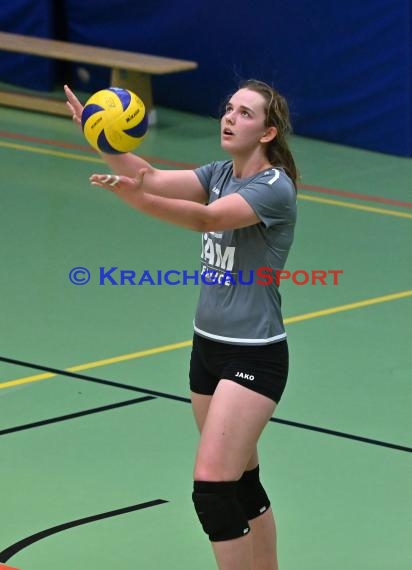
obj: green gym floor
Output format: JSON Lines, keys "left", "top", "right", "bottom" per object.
{"left": 0, "top": 100, "right": 411, "bottom": 570}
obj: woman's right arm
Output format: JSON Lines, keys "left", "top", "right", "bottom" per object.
{"left": 64, "top": 85, "right": 207, "bottom": 204}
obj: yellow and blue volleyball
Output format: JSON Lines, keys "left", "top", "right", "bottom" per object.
{"left": 81, "top": 87, "right": 148, "bottom": 154}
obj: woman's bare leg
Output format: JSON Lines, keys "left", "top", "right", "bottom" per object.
{"left": 191, "top": 380, "right": 276, "bottom": 570}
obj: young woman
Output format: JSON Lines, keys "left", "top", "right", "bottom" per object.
{"left": 65, "top": 79, "right": 297, "bottom": 570}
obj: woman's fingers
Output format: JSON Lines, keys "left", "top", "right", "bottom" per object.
{"left": 90, "top": 173, "right": 117, "bottom": 187}
{"left": 89, "top": 172, "right": 147, "bottom": 192}
{"left": 89, "top": 173, "right": 127, "bottom": 190}
{"left": 64, "top": 84, "right": 84, "bottom": 123}
{"left": 64, "top": 84, "right": 81, "bottom": 107}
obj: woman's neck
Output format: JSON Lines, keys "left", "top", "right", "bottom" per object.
{"left": 231, "top": 153, "right": 272, "bottom": 179}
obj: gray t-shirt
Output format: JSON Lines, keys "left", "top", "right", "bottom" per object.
{"left": 194, "top": 160, "right": 297, "bottom": 345}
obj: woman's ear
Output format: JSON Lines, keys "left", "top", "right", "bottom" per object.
{"left": 260, "top": 126, "right": 277, "bottom": 144}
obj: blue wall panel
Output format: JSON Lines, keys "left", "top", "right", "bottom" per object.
{"left": 64, "top": 0, "right": 412, "bottom": 156}
{"left": 1, "top": 0, "right": 411, "bottom": 156}
{"left": 0, "top": 0, "right": 55, "bottom": 91}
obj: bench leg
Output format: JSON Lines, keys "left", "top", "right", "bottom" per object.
{"left": 110, "top": 69, "right": 157, "bottom": 125}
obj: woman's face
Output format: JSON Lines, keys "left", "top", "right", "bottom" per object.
{"left": 221, "top": 88, "right": 271, "bottom": 156}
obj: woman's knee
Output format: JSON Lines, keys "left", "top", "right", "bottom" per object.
{"left": 193, "top": 462, "right": 237, "bottom": 482}
{"left": 192, "top": 480, "right": 250, "bottom": 542}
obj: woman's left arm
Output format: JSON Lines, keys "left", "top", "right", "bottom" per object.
{"left": 90, "top": 173, "right": 259, "bottom": 231}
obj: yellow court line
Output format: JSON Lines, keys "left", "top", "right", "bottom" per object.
{"left": 284, "top": 289, "right": 412, "bottom": 324}
{"left": 0, "top": 340, "right": 192, "bottom": 389}
{"left": 298, "top": 192, "right": 412, "bottom": 219}
{"left": 1, "top": 139, "right": 412, "bottom": 219}
{"left": 0, "top": 140, "right": 102, "bottom": 163}
{"left": 1, "top": 289, "right": 411, "bottom": 390}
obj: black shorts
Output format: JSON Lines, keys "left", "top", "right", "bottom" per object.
{"left": 189, "top": 333, "right": 289, "bottom": 403}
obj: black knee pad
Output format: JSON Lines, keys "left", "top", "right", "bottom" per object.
{"left": 192, "top": 480, "right": 250, "bottom": 542}
{"left": 237, "top": 465, "right": 271, "bottom": 520}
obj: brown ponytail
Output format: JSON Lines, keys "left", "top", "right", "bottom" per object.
{"left": 240, "top": 79, "right": 298, "bottom": 189}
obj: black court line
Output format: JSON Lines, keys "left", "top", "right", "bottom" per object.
{"left": 1, "top": 355, "right": 411, "bottom": 454}
{"left": 0, "top": 396, "right": 156, "bottom": 437}
{"left": 269, "top": 418, "right": 411, "bottom": 453}
{"left": 0, "top": 355, "right": 190, "bottom": 403}
{"left": 0, "top": 499, "right": 168, "bottom": 564}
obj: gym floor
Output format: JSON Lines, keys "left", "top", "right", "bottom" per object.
{"left": 0, "top": 100, "right": 411, "bottom": 570}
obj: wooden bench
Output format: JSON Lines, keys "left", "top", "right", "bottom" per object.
{"left": 0, "top": 31, "right": 198, "bottom": 121}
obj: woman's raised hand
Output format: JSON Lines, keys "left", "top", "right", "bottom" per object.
{"left": 64, "top": 84, "right": 84, "bottom": 127}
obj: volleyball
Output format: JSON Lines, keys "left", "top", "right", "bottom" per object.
{"left": 81, "top": 87, "right": 148, "bottom": 154}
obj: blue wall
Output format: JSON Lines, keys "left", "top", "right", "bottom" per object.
{"left": 0, "top": 0, "right": 55, "bottom": 90}
{"left": 1, "top": 0, "right": 411, "bottom": 156}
